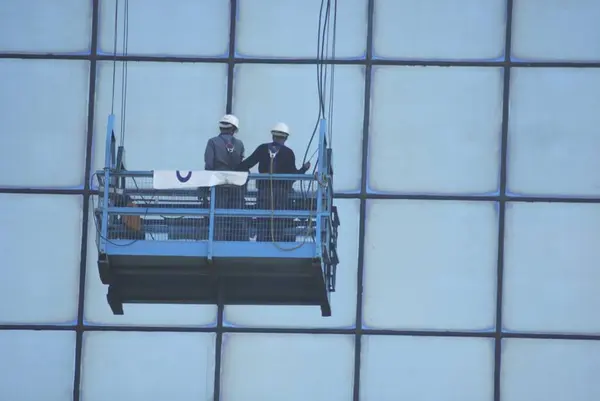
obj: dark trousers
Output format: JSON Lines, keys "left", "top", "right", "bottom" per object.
{"left": 256, "top": 187, "right": 295, "bottom": 242}
{"left": 214, "top": 186, "right": 248, "bottom": 241}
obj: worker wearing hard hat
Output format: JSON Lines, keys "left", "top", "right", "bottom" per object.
{"left": 204, "top": 114, "right": 244, "bottom": 171}
{"left": 236, "top": 122, "right": 310, "bottom": 174}
{"left": 203, "top": 114, "right": 247, "bottom": 241}
{"left": 236, "top": 122, "right": 311, "bottom": 242}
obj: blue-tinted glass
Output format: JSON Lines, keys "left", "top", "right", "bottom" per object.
{"left": 224, "top": 199, "right": 359, "bottom": 328}
{"left": 97, "top": 0, "right": 229, "bottom": 57}
{"left": 361, "top": 335, "right": 494, "bottom": 401}
{"left": 0, "top": 194, "right": 81, "bottom": 324}
{"left": 373, "top": 0, "right": 505, "bottom": 60}
{"left": 512, "top": 0, "right": 600, "bottom": 62}
{"left": 369, "top": 66, "right": 503, "bottom": 195}
{"left": 236, "top": 0, "right": 367, "bottom": 59}
{"left": 363, "top": 199, "right": 497, "bottom": 331}
{"left": 503, "top": 202, "right": 600, "bottom": 334}
{"left": 232, "top": 64, "right": 364, "bottom": 192}
{"left": 83, "top": 202, "right": 218, "bottom": 326}
{"left": 501, "top": 338, "right": 600, "bottom": 401}
{"left": 0, "top": 59, "right": 89, "bottom": 189}
{"left": 92, "top": 61, "right": 227, "bottom": 175}
{"left": 80, "top": 331, "right": 216, "bottom": 401}
{"left": 507, "top": 68, "right": 600, "bottom": 197}
{"left": 0, "top": 330, "right": 76, "bottom": 401}
{"left": 221, "top": 333, "right": 354, "bottom": 401}
{"left": 0, "top": 0, "right": 91, "bottom": 54}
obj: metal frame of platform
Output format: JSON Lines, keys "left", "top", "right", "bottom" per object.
{"left": 94, "top": 115, "right": 340, "bottom": 316}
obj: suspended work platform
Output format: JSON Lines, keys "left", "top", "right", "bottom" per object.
{"left": 94, "top": 116, "right": 340, "bottom": 316}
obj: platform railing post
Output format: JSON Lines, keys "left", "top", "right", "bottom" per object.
{"left": 207, "top": 186, "right": 216, "bottom": 261}
{"left": 100, "top": 114, "right": 116, "bottom": 251}
{"left": 315, "top": 119, "right": 327, "bottom": 258}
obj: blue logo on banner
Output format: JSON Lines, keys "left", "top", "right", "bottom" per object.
{"left": 176, "top": 170, "right": 192, "bottom": 182}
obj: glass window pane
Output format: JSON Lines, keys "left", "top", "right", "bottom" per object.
{"left": 0, "top": 59, "right": 89, "bottom": 189}
{"left": 232, "top": 64, "right": 363, "bottom": 192}
{"left": 501, "top": 338, "right": 600, "bottom": 401}
{"left": 0, "top": 0, "right": 91, "bottom": 54}
{"left": 81, "top": 331, "right": 215, "bottom": 401}
{"left": 512, "top": 0, "right": 600, "bottom": 62}
{"left": 369, "top": 66, "right": 503, "bottom": 195}
{"left": 84, "top": 202, "right": 218, "bottom": 326}
{"left": 221, "top": 333, "right": 354, "bottom": 401}
{"left": 97, "top": 0, "right": 229, "bottom": 57}
{"left": 361, "top": 335, "right": 494, "bottom": 401}
{"left": 363, "top": 200, "right": 498, "bottom": 331}
{"left": 373, "top": 0, "right": 505, "bottom": 60}
{"left": 503, "top": 202, "right": 600, "bottom": 334}
{"left": 236, "top": 0, "right": 367, "bottom": 59}
{"left": 507, "top": 68, "right": 600, "bottom": 197}
{"left": 0, "top": 194, "right": 81, "bottom": 324}
{"left": 0, "top": 330, "right": 76, "bottom": 401}
{"left": 224, "top": 199, "right": 359, "bottom": 328}
{"left": 92, "top": 61, "right": 227, "bottom": 175}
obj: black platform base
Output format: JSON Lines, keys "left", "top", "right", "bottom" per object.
{"left": 100, "top": 255, "right": 332, "bottom": 317}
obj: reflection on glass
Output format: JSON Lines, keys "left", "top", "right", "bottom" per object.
{"left": 221, "top": 333, "right": 354, "bottom": 401}
{"left": 363, "top": 199, "right": 497, "bottom": 331}
{"left": 0, "top": 194, "right": 81, "bottom": 324}
{"left": 369, "top": 66, "right": 502, "bottom": 195}
{"left": 0, "top": 59, "right": 89, "bottom": 188}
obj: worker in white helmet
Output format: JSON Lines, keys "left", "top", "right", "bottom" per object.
{"left": 204, "top": 114, "right": 244, "bottom": 171}
{"left": 203, "top": 114, "right": 247, "bottom": 241}
{"left": 236, "top": 122, "right": 310, "bottom": 242}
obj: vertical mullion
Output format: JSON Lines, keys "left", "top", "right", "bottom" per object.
{"left": 494, "top": 1, "right": 514, "bottom": 401}
{"left": 73, "top": 0, "right": 100, "bottom": 400}
{"left": 214, "top": 2, "right": 238, "bottom": 401}
{"left": 353, "top": 0, "right": 374, "bottom": 399}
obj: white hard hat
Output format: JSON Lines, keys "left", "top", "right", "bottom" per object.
{"left": 219, "top": 114, "right": 239, "bottom": 130}
{"left": 271, "top": 122, "right": 290, "bottom": 137}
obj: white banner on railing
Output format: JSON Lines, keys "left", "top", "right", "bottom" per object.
{"left": 152, "top": 170, "right": 249, "bottom": 189}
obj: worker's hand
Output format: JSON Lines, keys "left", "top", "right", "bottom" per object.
{"left": 303, "top": 162, "right": 311, "bottom": 170}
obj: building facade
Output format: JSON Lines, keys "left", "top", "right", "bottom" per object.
{"left": 1, "top": 1, "right": 600, "bottom": 400}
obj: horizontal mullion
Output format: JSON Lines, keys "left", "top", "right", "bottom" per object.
{"left": 0, "top": 187, "right": 87, "bottom": 195}
{"left": 3, "top": 52, "right": 600, "bottom": 68}
{"left": 0, "top": 53, "right": 90, "bottom": 60}
{"left": 361, "top": 193, "right": 600, "bottom": 203}
{"left": 4, "top": 187, "right": 600, "bottom": 204}
{"left": 1, "top": 324, "right": 600, "bottom": 340}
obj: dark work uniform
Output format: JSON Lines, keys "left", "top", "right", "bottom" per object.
{"left": 204, "top": 133, "right": 247, "bottom": 241}
{"left": 236, "top": 142, "right": 309, "bottom": 242}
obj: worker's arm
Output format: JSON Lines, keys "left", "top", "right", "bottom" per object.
{"left": 236, "top": 144, "right": 263, "bottom": 171}
{"left": 204, "top": 139, "right": 215, "bottom": 170}
{"left": 289, "top": 150, "right": 310, "bottom": 174}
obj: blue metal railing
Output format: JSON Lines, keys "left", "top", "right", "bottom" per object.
{"left": 95, "top": 115, "right": 335, "bottom": 265}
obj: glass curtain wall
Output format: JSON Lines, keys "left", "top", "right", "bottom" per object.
{"left": 1, "top": 1, "right": 600, "bottom": 400}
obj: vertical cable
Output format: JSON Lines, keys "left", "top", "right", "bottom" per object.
{"left": 327, "top": 0, "right": 338, "bottom": 146}
{"left": 110, "top": 0, "right": 119, "bottom": 115}
{"left": 302, "top": 0, "right": 330, "bottom": 165}
{"left": 119, "top": 0, "right": 129, "bottom": 148}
